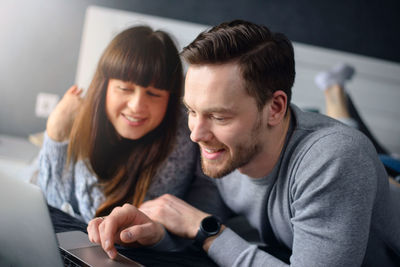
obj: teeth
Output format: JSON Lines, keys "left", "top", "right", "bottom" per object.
{"left": 204, "top": 148, "right": 219, "bottom": 153}
{"left": 126, "top": 115, "right": 142, "bottom": 122}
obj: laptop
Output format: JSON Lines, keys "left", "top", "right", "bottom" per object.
{"left": 0, "top": 174, "right": 144, "bottom": 267}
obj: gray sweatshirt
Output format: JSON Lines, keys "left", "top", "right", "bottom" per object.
{"left": 207, "top": 105, "right": 400, "bottom": 266}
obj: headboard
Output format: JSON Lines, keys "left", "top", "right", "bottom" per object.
{"left": 76, "top": 6, "right": 400, "bottom": 155}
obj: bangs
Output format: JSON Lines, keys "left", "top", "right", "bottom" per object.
{"left": 101, "top": 34, "right": 171, "bottom": 91}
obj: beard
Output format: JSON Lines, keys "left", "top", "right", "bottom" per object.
{"left": 200, "top": 114, "right": 263, "bottom": 178}
{"left": 201, "top": 141, "right": 261, "bottom": 178}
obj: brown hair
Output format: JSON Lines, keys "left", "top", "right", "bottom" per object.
{"left": 68, "top": 26, "right": 183, "bottom": 216}
{"left": 181, "top": 20, "right": 295, "bottom": 110}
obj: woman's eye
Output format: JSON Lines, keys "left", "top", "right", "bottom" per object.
{"left": 147, "top": 91, "right": 161, "bottom": 97}
{"left": 118, "top": 86, "right": 130, "bottom": 91}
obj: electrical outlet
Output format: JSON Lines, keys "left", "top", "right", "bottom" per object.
{"left": 35, "top": 93, "right": 60, "bottom": 118}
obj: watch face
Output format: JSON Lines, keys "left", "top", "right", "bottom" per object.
{"left": 202, "top": 216, "right": 220, "bottom": 234}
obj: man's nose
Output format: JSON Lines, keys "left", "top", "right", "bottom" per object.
{"left": 189, "top": 117, "right": 212, "bottom": 143}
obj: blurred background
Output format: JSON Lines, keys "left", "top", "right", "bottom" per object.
{"left": 1, "top": 0, "right": 399, "bottom": 156}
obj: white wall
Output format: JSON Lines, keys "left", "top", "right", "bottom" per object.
{"left": 0, "top": 0, "right": 85, "bottom": 136}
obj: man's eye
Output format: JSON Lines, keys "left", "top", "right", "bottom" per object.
{"left": 212, "top": 115, "right": 226, "bottom": 122}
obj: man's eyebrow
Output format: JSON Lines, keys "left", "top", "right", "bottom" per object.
{"left": 182, "top": 98, "right": 195, "bottom": 110}
{"left": 204, "top": 107, "right": 235, "bottom": 114}
{"left": 182, "top": 99, "right": 191, "bottom": 110}
{"left": 181, "top": 99, "right": 235, "bottom": 114}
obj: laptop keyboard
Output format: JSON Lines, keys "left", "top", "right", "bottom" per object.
{"left": 59, "top": 247, "right": 91, "bottom": 267}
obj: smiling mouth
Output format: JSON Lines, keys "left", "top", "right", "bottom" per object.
{"left": 204, "top": 147, "right": 222, "bottom": 153}
{"left": 126, "top": 117, "right": 142, "bottom": 122}
{"left": 124, "top": 114, "right": 145, "bottom": 122}
{"left": 202, "top": 146, "right": 226, "bottom": 160}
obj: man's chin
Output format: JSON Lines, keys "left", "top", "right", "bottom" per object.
{"left": 201, "top": 160, "right": 235, "bottom": 179}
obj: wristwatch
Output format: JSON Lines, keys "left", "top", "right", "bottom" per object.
{"left": 193, "top": 215, "right": 222, "bottom": 249}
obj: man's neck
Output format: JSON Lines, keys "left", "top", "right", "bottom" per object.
{"left": 238, "top": 109, "right": 292, "bottom": 178}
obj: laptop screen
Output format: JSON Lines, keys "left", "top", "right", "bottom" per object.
{"left": 0, "top": 175, "right": 64, "bottom": 266}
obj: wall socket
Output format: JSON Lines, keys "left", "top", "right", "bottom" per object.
{"left": 35, "top": 93, "right": 60, "bottom": 118}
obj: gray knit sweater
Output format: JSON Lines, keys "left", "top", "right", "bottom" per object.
{"left": 36, "top": 113, "right": 196, "bottom": 223}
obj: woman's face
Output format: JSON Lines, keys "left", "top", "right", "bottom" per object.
{"left": 105, "top": 79, "right": 170, "bottom": 140}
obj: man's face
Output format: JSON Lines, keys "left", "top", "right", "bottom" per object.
{"left": 184, "top": 63, "right": 268, "bottom": 178}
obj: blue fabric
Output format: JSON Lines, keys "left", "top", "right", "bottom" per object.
{"left": 379, "top": 155, "right": 400, "bottom": 173}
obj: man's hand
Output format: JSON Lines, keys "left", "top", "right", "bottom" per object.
{"left": 87, "top": 204, "right": 165, "bottom": 259}
{"left": 46, "top": 85, "right": 83, "bottom": 142}
{"left": 139, "top": 194, "right": 210, "bottom": 240}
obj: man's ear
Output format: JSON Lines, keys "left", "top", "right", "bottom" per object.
{"left": 265, "top": 90, "right": 288, "bottom": 126}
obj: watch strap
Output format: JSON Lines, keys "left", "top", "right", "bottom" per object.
{"left": 193, "top": 215, "right": 221, "bottom": 249}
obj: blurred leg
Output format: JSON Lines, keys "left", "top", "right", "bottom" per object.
{"left": 315, "top": 63, "right": 389, "bottom": 155}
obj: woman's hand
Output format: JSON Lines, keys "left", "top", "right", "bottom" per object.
{"left": 46, "top": 85, "right": 83, "bottom": 142}
{"left": 87, "top": 204, "right": 165, "bottom": 259}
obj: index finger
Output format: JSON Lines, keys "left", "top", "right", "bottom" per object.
{"left": 99, "top": 204, "right": 143, "bottom": 259}
{"left": 99, "top": 212, "right": 123, "bottom": 259}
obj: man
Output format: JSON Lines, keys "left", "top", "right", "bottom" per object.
{"left": 87, "top": 20, "right": 400, "bottom": 266}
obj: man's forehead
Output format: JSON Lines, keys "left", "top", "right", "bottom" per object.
{"left": 186, "top": 63, "right": 242, "bottom": 82}
{"left": 184, "top": 64, "right": 245, "bottom": 97}
{"left": 183, "top": 64, "right": 253, "bottom": 114}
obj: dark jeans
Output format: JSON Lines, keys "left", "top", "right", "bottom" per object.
{"left": 346, "top": 95, "right": 400, "bottom": 177}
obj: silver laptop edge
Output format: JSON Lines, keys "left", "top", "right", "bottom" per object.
{"left": 0, "top": 175, "right": 143, "bottom": 267}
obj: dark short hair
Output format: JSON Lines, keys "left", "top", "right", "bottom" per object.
{"left": 181, "top": 20, "right": 295, "bottom": 110}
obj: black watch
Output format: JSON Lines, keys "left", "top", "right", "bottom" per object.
{"left": 193, "top": 215, "right": 222, "bottom": 249}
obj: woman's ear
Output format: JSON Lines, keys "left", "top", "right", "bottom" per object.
{"left": 265, "top": 90, "right": 288, "bottom": 126}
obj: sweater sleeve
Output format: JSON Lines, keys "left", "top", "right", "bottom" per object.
{"left": 209, "top": 228, "right": 287, "bottom": 266}
{"left": 36, "top": 132, "right": 104, "bottom": 222}
{"left": 208, "top": 131, "right": 380, "bottom": 266}
{"left": 288, "top": 132, "right": 378, "bottom": 267}
{"left": 36, "top": 132, "right": 75, "bottom": 214}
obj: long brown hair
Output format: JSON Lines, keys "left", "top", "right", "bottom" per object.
{"left": 67, "top": 26, "right": 183, "bottom": 216}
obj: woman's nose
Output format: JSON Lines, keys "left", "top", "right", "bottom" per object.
{"left": 127, "top": 90, "right": 146, "bottom": 112}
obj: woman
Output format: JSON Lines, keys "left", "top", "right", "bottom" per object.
{"left": 37, "top": 26, "right": 197, "bottom": 223}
